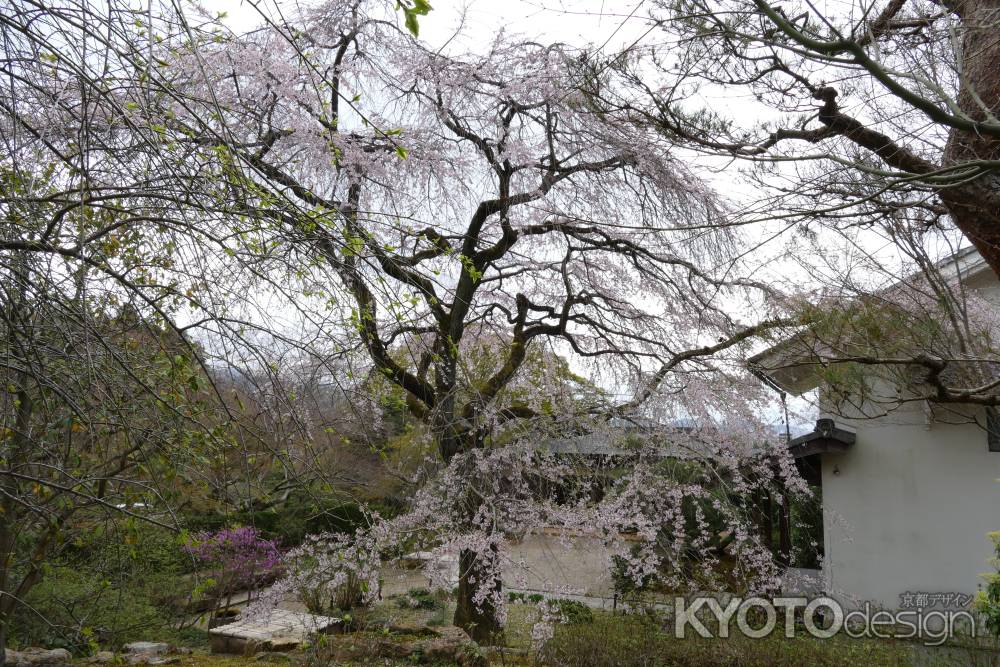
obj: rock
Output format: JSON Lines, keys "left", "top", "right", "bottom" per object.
{"left": 122, "top": 643, "right": 180, "bottom": 665}
{"left": 384, "top": 623, "right": 439, "bottom": 638}
{"left": 422, "top": 627, "right": 486, "bottom": 667}
{"left": 85, "top": 651, "right": 117, "bottom": 664}
{"left": 6, "top": 648, "right": 72, "bottom": 667}
{"left": 264, "top": 638, "right": 299, "bottom": 652}
{"left": 122, "top": 643, "right": 169, "bottom": 656}
{"left": 208, "top": 609, "right": 339, "bottom": 655}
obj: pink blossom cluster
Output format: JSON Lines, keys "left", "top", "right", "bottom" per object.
{"left": 252, "top": 420, "right": 806, "bottom": 630}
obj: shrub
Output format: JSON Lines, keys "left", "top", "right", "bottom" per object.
{"left": 299, "top": 571, "right": 367, "bottom": 615}
{"left": 9, "top": 566, "right": 169, "bottom": 652}
{"left": 8, "top": 524, "right": 194, "bottom": 653}
{"left": 397, "top": 587, "right": 440, "bottom": 611}
{"left": 284, "top": 534, "right": 381, "bottom": 616}
{"left": 183, "top": 526, "right": 283, "bottom": 597}
{"left": 977, "top": 530, "right": 1000, "bottom": 636}
{"left": 426, "top": 607, "right": 450, "bottom": 627}
{"left": 550, "top": 599, "right": 593, "bottom": 625}
{"left": 611, "top": 552, "right": 657, "bottom": 599}
{"left": 791, "top": 486, "right": 824, "bottom": 569}
{"left": 334, "top": 571, "right": 367, "bottom": 611}
{"left": 182, "top": 499, "right": 399, "bottom": 546}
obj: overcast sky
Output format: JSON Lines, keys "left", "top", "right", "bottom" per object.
{"left": 209, "top": 0, "right": 653, "bottom": 50}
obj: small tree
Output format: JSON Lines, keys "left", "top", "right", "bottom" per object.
{"left": 183, "top": 527, "right": 283, "bottom": 618}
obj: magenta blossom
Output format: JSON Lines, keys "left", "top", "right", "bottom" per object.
{"left": 184, "top": 526, "right": 284, "bottom": 592}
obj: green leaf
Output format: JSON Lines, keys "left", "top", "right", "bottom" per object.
{"left": 404, "top": 10, "right": 419, "bottom": 36}
{"left": 395, "top": 145, "right": 409, "bottom": 160}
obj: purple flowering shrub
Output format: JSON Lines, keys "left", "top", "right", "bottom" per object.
{"left": 183, "top": 526, "right": 284, "bottom": 600}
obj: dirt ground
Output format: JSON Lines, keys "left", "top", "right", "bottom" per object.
{"left": 377, "top": 532, "right": 620, "bottom": 600}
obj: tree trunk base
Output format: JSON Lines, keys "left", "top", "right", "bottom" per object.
{"left": 453, "top": 548, "right": 503, "bottom": 645}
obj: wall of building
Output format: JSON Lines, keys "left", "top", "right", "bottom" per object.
{"left": 820, "top": 404, "right": 1000, "bottom": 610}
{"left": 811, "top": 257, "right": 1000, "bottom": 610}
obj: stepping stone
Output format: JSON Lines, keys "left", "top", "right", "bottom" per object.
{"left": 123, "top": 643, "right": 170, "bottom": 656}
{"left": 6, "top": 648, "right": 71, "bottom": 667}
{"left": 209, "top": 609, "right": 339, "bottom": 655}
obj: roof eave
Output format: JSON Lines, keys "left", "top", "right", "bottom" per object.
{"left": 788, "top": 418, "right": 857, "bottom": 459}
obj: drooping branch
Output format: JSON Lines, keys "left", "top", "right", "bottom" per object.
{"left": 616, "top": 317, "right": 797, "bottom": 414}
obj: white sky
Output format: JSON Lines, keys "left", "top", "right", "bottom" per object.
{"left": 205, "top": 0, "right": 757, "bottom": 123}
{"left": 207, "top": 0, "right": 654, "bottom": 50}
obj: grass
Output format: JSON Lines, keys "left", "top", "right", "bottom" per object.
{"left": 503, "top": 603, "right": 541, "bottom": 652}
{"left": 538, "top": 611, "right": 985, "bottom": 667}
{"left": 69, "top": 602, "right": 996, "bottom": 667}
{"left": 361, "top": 589, "right": 455, "bottom": 629}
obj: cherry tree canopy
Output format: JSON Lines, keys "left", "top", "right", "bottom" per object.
{"left": 150, "top": 0, "right": 795, "bottom": 443}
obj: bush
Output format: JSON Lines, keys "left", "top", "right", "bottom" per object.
{"left": 396, "top": 588, "right": 440, "bottom": 611}
{"left": 791, "top": 486, "right": 824, "bottom": 569}
{"left": 611, "top": 552, "right": 657, "bottom": 599}
{"left": 300, "top": 571, "right": 373, "bottom": 615}
{"left": 977, "top": 530, "right": 1000, "bottom": 636}
{"left": 8, "top": 524, "right": 194, "bottom": 653}
{"left": 182, "top": 499, "right": 398, "bottom": 546}
{"left": 9, "top": 566, "right": 170, "bottom": 652}
{"left": 183, "top": 526, "right": 283, "bottom": 596}
{"left": 550, "top": 599, "right": 593, "bottom": 625}
{"left": 426, "top": 607, "right": 450, "bottom": 627}
{"left": 334, "top": 571, "right": 367, "bottom": 612}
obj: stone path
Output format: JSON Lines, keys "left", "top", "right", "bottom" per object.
{"left": 208, "top": 609, "right": 338, "bottom": 654}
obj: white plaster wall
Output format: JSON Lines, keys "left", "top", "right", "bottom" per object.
{"left": 812, "top": 258, "right": 1000, "bottom": 610}
{"left": 820, "top": 407, "right": 1000, "bottom": 610}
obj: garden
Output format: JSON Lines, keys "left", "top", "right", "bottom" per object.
{"left": 4, "top": 0, "right": 1000, "bottom": 664}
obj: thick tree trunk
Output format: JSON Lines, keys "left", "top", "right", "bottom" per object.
{"left": 453, "top": 548, "right": 503, "bottom": 644}
{"left": 944, "top": 0, "right": 1000, "bottom": 275}
{"left": 433, "top": 403, "right": 504, "bottom": 643}
{"left": 939, "top": 193, "right": 1000, "bottom": 274}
